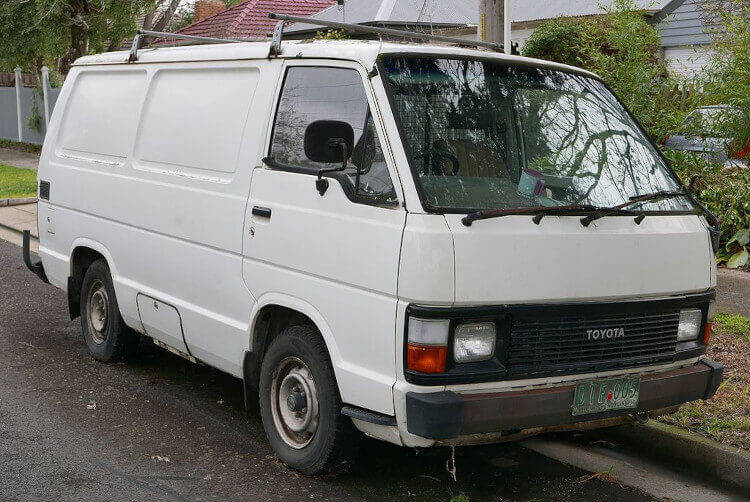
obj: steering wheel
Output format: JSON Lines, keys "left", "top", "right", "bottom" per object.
{"left": 414, "top": 148, "right": 460, "bottom": 176}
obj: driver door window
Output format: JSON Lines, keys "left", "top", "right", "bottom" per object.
{"left": 269, "top": 67, "right": 397, "bottom": 202}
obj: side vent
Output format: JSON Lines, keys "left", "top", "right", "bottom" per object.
{"left": 39, "top": 180, "right": 50, "bottom": 200}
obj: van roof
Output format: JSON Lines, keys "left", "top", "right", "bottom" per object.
{"left": 74, "top": 39, "right": 597, "bottom": 79}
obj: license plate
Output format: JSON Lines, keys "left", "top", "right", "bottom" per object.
{"left": 571, "top": 375, "right": 641, "bottom": 416}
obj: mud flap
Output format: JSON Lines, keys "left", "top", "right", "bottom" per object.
{"left": 22, "top": 230, "right": 48, "bottom": 284}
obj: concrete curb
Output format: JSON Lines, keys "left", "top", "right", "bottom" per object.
{"left": 603, "top": 421, "right": 750, "bottom": 493}
{"left": 0, "top": 220, "right": 38, "bottom": 240}
{"left": 0, "top": 197, "right": 37, "bottom": 207}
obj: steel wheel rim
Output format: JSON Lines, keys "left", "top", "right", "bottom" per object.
{"left": 86, "top": 280, "right": 109, "bottom": 344}
{"left": 270, "top": 356, "right": 319, "bottom": 449}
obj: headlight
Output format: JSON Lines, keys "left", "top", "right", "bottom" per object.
{"left": 677, "top": 309, "right": 703, "bottom": 341}
{"left": 454, "top": 322, "right": 496, "bottom": 363}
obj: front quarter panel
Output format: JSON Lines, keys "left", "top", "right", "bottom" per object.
{"left": 398, "top": 214, "right": 455, "bottom": 304}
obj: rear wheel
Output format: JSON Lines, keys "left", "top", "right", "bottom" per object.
{"left": 80, "top": 260, "right": 139, "bottom": 362}
{"left": 259, "top": 325, "right": 359, "bottom": 475}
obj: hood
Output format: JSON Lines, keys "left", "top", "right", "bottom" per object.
{"left": 444, "top": 213, "right": 713, "bottom": 305}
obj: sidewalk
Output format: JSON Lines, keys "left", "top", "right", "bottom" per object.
{"left": 0, "top": 147, "right": 40, "bottom": 170}
{"left": 0, "top": 203, "right": 37, "bottom": 238}
{"left": 716, "top": 268, "right": 750, "bottom": 317}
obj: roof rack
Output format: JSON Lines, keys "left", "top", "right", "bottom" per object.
{"left": 127, "top": 14, "right": 504, "bottom": 63}
{"left": 128, "top": 29, "right": 268, "bottom": 62}
{"left": 267, "top": 13, "right": 504, "bottom": 53}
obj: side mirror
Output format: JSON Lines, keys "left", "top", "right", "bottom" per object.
{"left": 304, "top": 120, "right": 354, "bottom": 196}
{"left": 304, "top": 120, "right": 354, "bottom": 164}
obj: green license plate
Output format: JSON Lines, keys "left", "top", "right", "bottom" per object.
{"left": 571, "top": 375, "right": 641, "bottom": 416}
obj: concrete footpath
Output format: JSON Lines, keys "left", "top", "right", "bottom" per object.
{"left": 0, "top": 203, "right": 37, "bottom": 238}
{"left": 0, "top": 147, "right": 40, "bottom": 170}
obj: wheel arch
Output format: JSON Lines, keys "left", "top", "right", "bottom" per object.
{"left": 242, "top": 294, "right": 343, "bottom": 410}
{"left": 68, "top": 239, "right": 118, "bottom": 320}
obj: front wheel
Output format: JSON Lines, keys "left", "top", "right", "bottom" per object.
{"left": 259, "top": 325, "right": 359, "bottom": 475}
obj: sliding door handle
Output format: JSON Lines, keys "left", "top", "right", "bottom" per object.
{"left": 252, "top": 206, "right": 272, "bottom": 218}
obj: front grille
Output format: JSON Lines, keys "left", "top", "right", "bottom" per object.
{"left": 507, "top": 310, "right": 681, "bottom": 378}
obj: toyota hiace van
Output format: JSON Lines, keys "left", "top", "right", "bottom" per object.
{"left": 25, "top": 33, "right": 722, "bottom": 475}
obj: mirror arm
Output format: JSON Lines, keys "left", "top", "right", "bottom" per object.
{"left": 315, "top": 142, "right": 348, "bottom": 196}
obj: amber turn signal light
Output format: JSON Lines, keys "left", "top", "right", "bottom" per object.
{"left": 702, "top": 323, "right": 712, "bottom": 345}
{"left": 407, "top": 344, "right": 447, "bottom": 373}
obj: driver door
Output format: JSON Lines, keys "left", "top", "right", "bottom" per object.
{"left": 240, "top": 61, "right": 406, "bottom": 415}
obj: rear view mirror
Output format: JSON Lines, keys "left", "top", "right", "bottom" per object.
{"left": 304, "top": 120, "right": 355, "bottom": 196}
{"left": 304, "top": 120, "right": 354, "bottom": 164}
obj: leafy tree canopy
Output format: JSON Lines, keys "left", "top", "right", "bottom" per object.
{"left": 0, "top": 0, "right": 185, "bottom": 75}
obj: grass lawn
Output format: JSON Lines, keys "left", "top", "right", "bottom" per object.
{"left": 0, "top": 164, "right": 37, "bottom": 198}
{"left": 659, "top": 313, "right": 750, "bottom": 450}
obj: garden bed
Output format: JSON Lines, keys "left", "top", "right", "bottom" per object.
{"left": 0, "top": 139, "right": 42, "bottom": 154}
{"left": 659, "top": 314, "right": 750, "bottom": 450}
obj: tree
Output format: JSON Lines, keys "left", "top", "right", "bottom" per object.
{"left": 0, "top": 0, "right": 181, "bottom": 76}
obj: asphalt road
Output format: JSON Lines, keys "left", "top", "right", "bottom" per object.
{"left": 0, "top": 238, "right": 700, "bottom": 502}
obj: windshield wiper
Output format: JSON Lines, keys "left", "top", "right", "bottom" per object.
{"left": 461, "top": 191, "right": 687, "bottom": 227}
{"left": 462, "top": 203, "right": 602, "bottom": 227}
{"left": 580, "top": 190, "right": 686, "bottom": 227}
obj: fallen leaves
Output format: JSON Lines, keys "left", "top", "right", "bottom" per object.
{"left": 578, "top": 468, "right": 619, "bottom": 485}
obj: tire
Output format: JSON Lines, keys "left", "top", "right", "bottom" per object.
{"left": 259, "top": 325, "right": 359, "bottom": 475}
{"left": 80, "top": 259, "right": 139, "bottom": 362}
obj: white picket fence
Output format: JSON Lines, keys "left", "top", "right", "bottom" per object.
{"left": 0, "top": 67, "right": 61, "bottom": 145}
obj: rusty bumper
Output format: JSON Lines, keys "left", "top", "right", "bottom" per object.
{"left": 405, "top": 360, "right": 723, "bottom": 440}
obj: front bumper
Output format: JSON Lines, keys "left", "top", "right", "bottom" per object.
{"left": 405, "top": 359, "right": 723, "bottom": 440}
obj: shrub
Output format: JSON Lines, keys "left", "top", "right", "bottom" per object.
{"left": 701, "top": 0, "right": 750, "bottom": 157}
{"left": 665, "top": 149, "right": 750, "bottom": 242}
{"left": 25, "top": 92, "right": 43, "bottom": 134}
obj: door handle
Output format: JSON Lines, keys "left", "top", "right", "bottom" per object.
{"left": 252, "top": 206, "right": 272, "bottom": 219}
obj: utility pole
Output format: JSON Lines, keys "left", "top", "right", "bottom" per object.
{"left": 478, "top": 0, "right": 511, "bottom": 54}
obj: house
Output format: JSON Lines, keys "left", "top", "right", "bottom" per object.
{"left": 510, "top": 0, "right": 721, "bottom": 78}
{"left": 175, "top": 0, "right": 337, "bottom": 40}
{"left": 652, "top": 0, "right": 722, "bottom": 77}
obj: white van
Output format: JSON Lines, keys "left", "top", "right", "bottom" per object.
{"left": 25, "top": 35, "right": 723, "bottom": 475}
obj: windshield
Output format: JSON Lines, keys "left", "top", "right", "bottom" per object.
{"left": 382, "top": 57, "right": 694, "bottom": 213}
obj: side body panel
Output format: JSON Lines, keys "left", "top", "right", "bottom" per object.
{"left": 37, "top": 60, "right": 282, "bottom": 376}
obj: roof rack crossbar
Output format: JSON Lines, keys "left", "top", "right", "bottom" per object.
{"left": 268, "top": 13, "right": 504, "bottom": 52}
{"left": 127, "top": 29, "right": 269, "bottom": 62}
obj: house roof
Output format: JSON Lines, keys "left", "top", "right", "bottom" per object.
{"left": 285, "top": 0, "right": 480, "bottom": 34}
{"left": 177, "top": 0, "right": 336, "bottom": 39}
{"left": 511, "top": 0, "right": 675, "bottom": 24}
{"left": 286, "top": 0, "right": 678, "bottom": 34}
